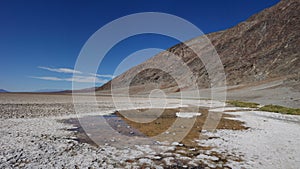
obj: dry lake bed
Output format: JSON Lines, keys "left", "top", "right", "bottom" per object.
{"left": 0, "top": 93, "right": 299, "bottom": 168}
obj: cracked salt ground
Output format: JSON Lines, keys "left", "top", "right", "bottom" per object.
{"left": 57, "top": 107, "right": 251, "bottom": 168}
{"left": 198, "top": 111, "right": 300, "bottom": 168}
{"left": 1, "top": 94, "right": 299, "bottom": 168}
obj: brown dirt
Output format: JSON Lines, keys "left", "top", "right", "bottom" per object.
{"left": 117, "top": 108, "right": 247, "bottom": 147}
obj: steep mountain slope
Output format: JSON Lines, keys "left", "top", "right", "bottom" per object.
{"left": 97, "top": 0, "right": 299, "bottom": 94}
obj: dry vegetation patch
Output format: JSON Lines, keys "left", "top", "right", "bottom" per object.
{"left": 259, "top": 105, "right": 300, "bottom": 115}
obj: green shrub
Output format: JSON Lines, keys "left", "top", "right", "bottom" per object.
{"left": 226, "top": 100, "right": 259, "bottom": 108}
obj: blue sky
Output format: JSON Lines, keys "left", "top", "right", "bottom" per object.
{"left": 0, "top": 0, "right": 280, "bottom": 92}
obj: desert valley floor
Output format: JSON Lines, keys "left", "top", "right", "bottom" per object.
{"left": 0, "top": 93, "right": 299, "bottom": 168}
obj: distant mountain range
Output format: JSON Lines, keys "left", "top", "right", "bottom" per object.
{"left": 0, "top": 89, "right": 9, "bottom": 93}
{"left": 33, "top": 89, "right": 65, "bottom": 93}
{"left": 0, "top": 89, "right": 67, "bottom": 93}
{"left": 97, "top": 0, "right": 299, "bottom": 93}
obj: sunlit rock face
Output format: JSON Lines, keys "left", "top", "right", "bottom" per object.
{"left": 98, "top": 0, "right": 300, "bottom": 93}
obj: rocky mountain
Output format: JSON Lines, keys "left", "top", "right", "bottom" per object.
{"left": 97, "top": 0, "right": 299, "bottom": 94}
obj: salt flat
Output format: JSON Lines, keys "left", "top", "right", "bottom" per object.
{"left": 0, "top": 93, "right": 299, "bottom": 168}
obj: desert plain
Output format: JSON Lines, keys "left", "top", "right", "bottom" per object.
{"left": 0, "top": 88, "right": 299, "bottom": 168}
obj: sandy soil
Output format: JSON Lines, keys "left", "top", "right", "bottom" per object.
{"left": 0, "top": 93, "right": 299, "bottom": 168}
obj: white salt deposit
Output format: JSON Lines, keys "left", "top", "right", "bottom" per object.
{"left": 198, "top": 110, "right": 300, "bottom": 169}
{"left": 176, "top": 112, "right": 202, "bottom": 118}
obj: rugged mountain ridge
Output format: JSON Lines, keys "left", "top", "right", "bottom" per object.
{"left": 97, "top": 0, "right": 299, "bottom": 93}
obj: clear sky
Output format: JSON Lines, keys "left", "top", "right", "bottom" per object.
{"left": 0, "top": 0, "right": 280, "bottom": 92}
